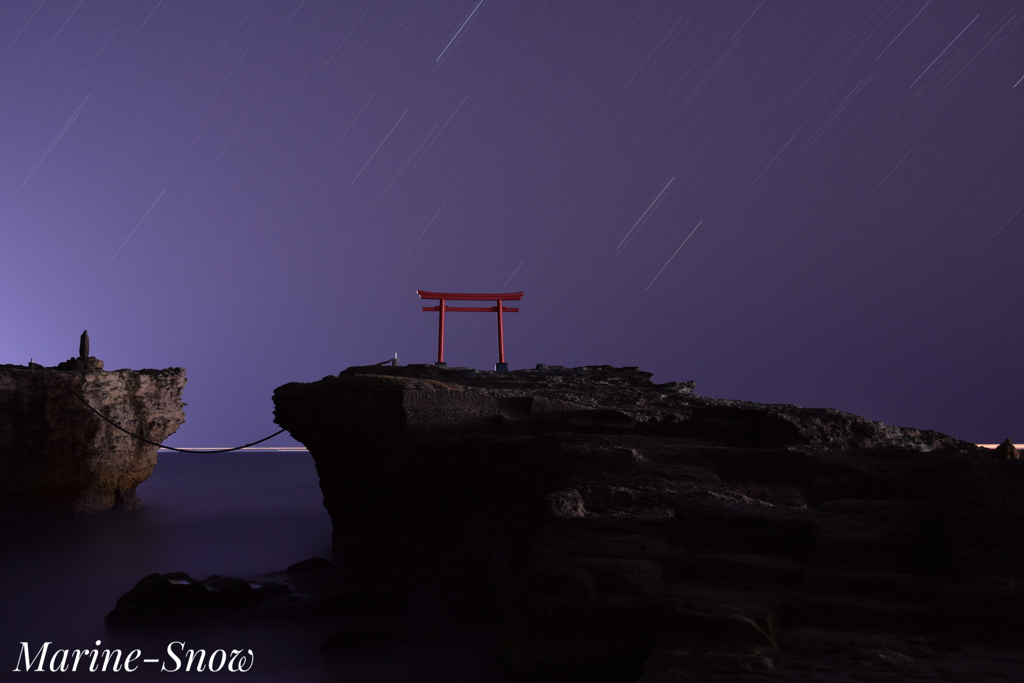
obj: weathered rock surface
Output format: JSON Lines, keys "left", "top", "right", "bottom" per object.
{"left": 273, "top": 364, "right": 1024, "bottom": 682}
{"left": 0, "top": 360, "right": 186, "bottom": 514}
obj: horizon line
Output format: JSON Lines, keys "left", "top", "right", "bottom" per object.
{"left": 158, "top": 446, "right": 308, "bottom": 452}
{"left": 158, "top": 444, "right": 1021, "bottom": 451}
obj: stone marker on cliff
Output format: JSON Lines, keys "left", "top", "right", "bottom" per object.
{"left": 272, "top": 363, "right": 1024, "bottom": 682}
{"left": 0, "top": 334, "right": 186, "bottom": 514}
{"left": 61, "top": 328, "right": 104, "bottom": 372}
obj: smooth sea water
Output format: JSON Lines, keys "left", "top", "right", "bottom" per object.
{"left": 0, "top": 452, "right": 510, "bottom": 681}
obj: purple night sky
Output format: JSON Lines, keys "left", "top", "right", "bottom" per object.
{"left": 1, "top": 0, "right": 1021, "bottom": 447}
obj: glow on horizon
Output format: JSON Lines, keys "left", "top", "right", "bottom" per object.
{"left": 157, "top": 447, "right": 308, "bottom": 452}
{"left": 156, "top": 445, "right": 1021, "bottom": 450}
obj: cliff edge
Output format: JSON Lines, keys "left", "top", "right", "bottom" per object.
{"left": 274, "top": 364, "right": 1023, "bottom": 682}
{"left": 0, "top": 357, "right": 186, "bottom": 514}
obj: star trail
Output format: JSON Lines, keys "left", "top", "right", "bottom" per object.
{"left": 0, "top": 0, "right": 1021, "bottom": 445}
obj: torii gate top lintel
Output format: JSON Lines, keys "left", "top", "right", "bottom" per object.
{"left": 416, "top": 290, "right": 523, "bottom": 301}
{"left": 417, "top": 290, "right": 524, "bottom": 368}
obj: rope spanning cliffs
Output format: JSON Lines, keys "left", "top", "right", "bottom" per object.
{"left": 273, "top": 363, "right": 1023, "bottom": 682}
{"left": 46, "top": 331, "right": 278, "bottom": 454}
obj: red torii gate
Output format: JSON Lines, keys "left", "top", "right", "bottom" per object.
{"left": 417, "top": 290, "right": 523, "bottom": 371}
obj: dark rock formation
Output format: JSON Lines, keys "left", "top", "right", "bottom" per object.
{"left": 107, "top": 556, "right": 502, "bottom": 669}
{"left": 994, "top": 438, "right": 1020, "bottom": 460}
{"left": 106, "top": 570, "right": 294, "bottom": 627}
{"left": 0, "top": 357, "right": 186, "bottom": 514}
{"left": 273, "top": 364, "right": 1024, "bottom": 682}
{"left": 103, "top": 559, "right": 433, "bottom": 624}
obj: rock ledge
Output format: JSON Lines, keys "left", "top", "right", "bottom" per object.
{"left": 0, "top": 360, "right": 186, "bottom": 514}
{"left": 273, "top": 364, "right": 1022, "bottom": 682}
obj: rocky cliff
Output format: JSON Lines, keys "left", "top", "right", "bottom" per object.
{"left": 273, "top": 364, "right": 1024, "bottom": 682}
{"left": 0, "top": 358, "right": 186, "bottom": 514}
